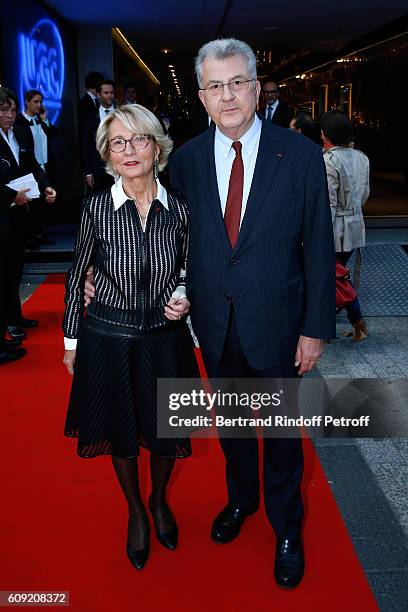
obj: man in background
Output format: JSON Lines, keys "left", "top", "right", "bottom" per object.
{"left": 123, "top": 81, "right": 138, "bottom": 105}
{"left": 77, "top": 71, "right": 104, "bottom": 127}
{"left": 0, "top": 88, "right": 56, "bottom": 344}
{"left": 258, "top": 79, "right": 292, "bottom": 127}
{"left": 15, "top": 89, "right": 57, "bottom": 246}
{"left": 81, "top": 80, "right": 116, "bottom": 193}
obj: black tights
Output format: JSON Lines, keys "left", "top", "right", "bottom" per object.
{"left": 111, "top": 454, "right": 175, "bottom": 548}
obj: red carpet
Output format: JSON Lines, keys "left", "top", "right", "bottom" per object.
{"left": 0, "top": 276, "right": 378, "bottom": 611}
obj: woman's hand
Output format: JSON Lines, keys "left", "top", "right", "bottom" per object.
{"left": 45, "top": 187, "right": 57, "bottom": 203}
{"left": 63, "top": 349, "right": 76, "bottom": 375}
{"left": 164, "top": 296, "right": 190, "bottom": 321}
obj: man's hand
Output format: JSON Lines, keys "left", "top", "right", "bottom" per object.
{"left": 63, "top": 349, "right": 76, "bottom": 375}
{"left": 45, "top": 187, "right": 56, "bottom": 203}
{"left": 84, "top": 265, "right": 95, "bottom": 307}
{"left": 13, "top": 188, "right": 31, "bottom": 206}
{"left": 295, "top": 335, "right": 324, "bottom": 375}
{"left": 164, "top": 296, "right": 190, "bottom": 321}
{"left": 86, "top": 175, "right": 94, "bottom": 189}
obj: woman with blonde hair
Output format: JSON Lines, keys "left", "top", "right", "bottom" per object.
{"left": 63, "top": 104, "right": 197, "bottom": 569}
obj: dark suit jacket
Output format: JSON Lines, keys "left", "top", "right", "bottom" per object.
{"left": 169, "top": 121, "right": 336, "bottom": 369}
{"left": 77, "top": 93, "right": 99, "bottom": 126}
{"left": 0, "top": 126, "right": 50, "bottom": 236}
{"left": 0, "top": 183, "right": 13, "bottom": 238}
{"left": 80, "top": 106, "right": 117, "bottom": 177}
{"left": 258, "top": 100, "right": 292, "bottom": 128}
{"left": 80, "top": 109, "right": 105, "bottom": 177}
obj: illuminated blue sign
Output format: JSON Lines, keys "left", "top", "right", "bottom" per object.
{"left": 19, "top": 19, "right": 65, "bottom": 124}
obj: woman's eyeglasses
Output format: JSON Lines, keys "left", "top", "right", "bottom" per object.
{"left": 108, "top": 134, "right": 153, "bottom": 153}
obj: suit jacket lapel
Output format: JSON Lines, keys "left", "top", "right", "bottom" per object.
{"left": 236, "top": 123, "right": 284, "bottom": 251}
{"left": 0, "top": 133, "right": 19, "bottom": 174}
{"left": 198, "top": 125, "right": 232, "bottom": 252}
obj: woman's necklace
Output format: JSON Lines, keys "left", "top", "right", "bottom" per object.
{"left": 125, "top": 182, "right": 157, "bottom": 226}
{"left": 134, "top": 197, "right": 151, "bottom": 225}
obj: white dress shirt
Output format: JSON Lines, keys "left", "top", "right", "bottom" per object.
{"left": 214, "top": 114, "right": 262, "bottom": 226}
{"left": 0, "top": 127, "right": 20, "bottom": 164}
{"left": 22, "top": 111, "right": 48, "bottom": 167}
{"left": 99, "top": 105, "right": 115, "bottom": 122}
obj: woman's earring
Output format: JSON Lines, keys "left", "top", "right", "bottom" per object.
{"left": 113, "top": 167, "right": 119, "bottom": 183}
{"left": 153, "top": 159, "right": 159, "bottom": 180}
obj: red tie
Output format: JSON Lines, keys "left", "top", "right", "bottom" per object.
{"left": 224, "top": 141, "right": 243, "bottom": 249}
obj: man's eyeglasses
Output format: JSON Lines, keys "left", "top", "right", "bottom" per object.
{"left": 0, "top": 107, "right": 17, "bottom": 115}
{"left": 108, "top": 134, "right": 153, "bottom": 153}
{"left": 199, "top": 79, "right": 255, "bottom": 97}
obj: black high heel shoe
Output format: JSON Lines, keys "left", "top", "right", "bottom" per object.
{"left": 126, "top": 510, "right": 150, "bottom": 570}
{"left": 148, "top": 496, "right": 178, "bottom": 550}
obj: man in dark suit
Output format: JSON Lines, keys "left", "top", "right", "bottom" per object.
{"left": 80, "top": 79, "right": 116, "bottom": 193}
{"left": 77, "top": 71, "right": 104, "bottom": 128}
{"left": 258, "top": 79, "right": 292, "bottom": 128}
{"left": 15, "top": 89, "right": 58, "bottom": 245}
{"left": 169, "top": 39, "right": 335, "bottom": 589}
{"left": 0, "top": 88, "right": 56, "bottom": 342}
{"left": 0, "top": 180, "right": 27, "bottom": 364}
{"left": 15, "top": 89, "right": 57, "bottom": 169}
{"left": 122, "top": 81, "right": 138, "bottom": 105}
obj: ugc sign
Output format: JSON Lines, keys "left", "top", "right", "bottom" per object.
{"left": 19, "top": 18, "right": 65, "bottom": 123}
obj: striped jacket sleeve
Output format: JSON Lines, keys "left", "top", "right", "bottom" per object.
{"left": 63, "top": 198, "right": 95, "bottom": 338}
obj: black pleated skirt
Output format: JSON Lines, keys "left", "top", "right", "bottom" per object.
{"left": 65, "top": 315, "right": 198, "bottom": 459}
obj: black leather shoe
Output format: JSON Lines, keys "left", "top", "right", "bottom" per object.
{"left": 7, "top": 326, "right": 26, "bottom": 340}
{"left": 1, "top": 337, "right": 23, "bottom": 349}
{"left": 274, "top": 537, "right": 304, "bottom": 589}
{"left": 0, "top": 347, "right": 27, "bottom": 365}
{"left": 126, "top": 514, "right": 150, "bottom": 570}
{"left": 148, "top": 497, "right": 178, "bottom": 550}
{"left": 211, "top": 502, "right": 259, "bottom": 544}
{"left": 19, "top": 318, "right": 39, "bottom": 328}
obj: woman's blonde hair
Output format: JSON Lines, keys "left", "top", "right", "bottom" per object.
{"left": 95, "top": 104, "right": 173, "bottom": 176}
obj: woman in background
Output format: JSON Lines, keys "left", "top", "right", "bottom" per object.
{"left": 321, "top": 110, "right": 370, "bottom": 341}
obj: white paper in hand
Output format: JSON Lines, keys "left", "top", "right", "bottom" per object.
{"left": 6, "top": 173, "right": 40, "bottom": 198}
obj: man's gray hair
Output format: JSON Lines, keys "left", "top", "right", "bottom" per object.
{"left": 195, "top": 38, "right": 257, "bottom": 88}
